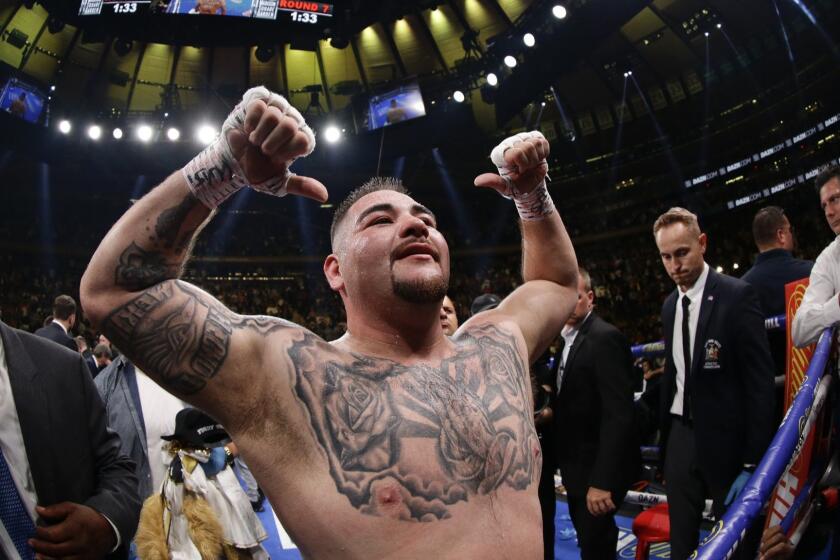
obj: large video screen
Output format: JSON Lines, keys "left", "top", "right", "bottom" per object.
{"left": 0, "top": 75, "right": 47, "bottom": 126}
{"left": 78, "top": 0, "right": 334, "bottom": 22}
{"left": 156, "top": 0, "right": 269, "bottom": 17}
{"left": 368, "top": 83, "right": 427, "bottom": 130}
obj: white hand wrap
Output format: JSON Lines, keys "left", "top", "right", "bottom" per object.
{"left": 182, "top": 86, "right": 316, "bottom": 209}
{"left": 489, "top": 130, "right": 555, "bottom": 221}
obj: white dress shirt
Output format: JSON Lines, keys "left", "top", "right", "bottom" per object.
{"left": 135, "top": 369, "right": 185, "bottom": 493}
{"left": 0, "top": 336, "right": 39, "bottom": 559}
{"left": 792, "top": 236, "right": 840, "bottom": 347}
{"left": 670, "top": 263, "right": 710, "bottom": 416}
{"left": 556, "top": 311, "right": 591, "bottom": 393}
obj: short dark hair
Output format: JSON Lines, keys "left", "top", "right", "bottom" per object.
{"left": 93, "top": 343, "right": 112, "bottom": 359}
{"left": 752, "top": 206, "right": 787, "bottom": 249}
{"left": 815, "top": 165, "right": 840, "bottom": 193}
{"left": 52, "top": 295, "right": 76, "bottom": 320}
{"left": 329, "top": 177, "right": 409, "bottom": 250}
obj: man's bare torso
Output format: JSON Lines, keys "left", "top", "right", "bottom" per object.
{"left": 195, "top": 0, "right": 224, "bottom": 14}
{"left": 232, "top": 320, "right": 544, "bottom": 559}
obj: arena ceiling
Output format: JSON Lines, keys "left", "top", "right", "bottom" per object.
{"left": 0, "top": 0, "right": 833, "bottom": 137}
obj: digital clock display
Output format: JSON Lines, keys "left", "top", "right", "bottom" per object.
{"left": 279, "top": 1, "right": 333, "bottom": 24}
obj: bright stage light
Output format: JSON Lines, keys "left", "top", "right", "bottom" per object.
{"left": 453, "top": 90, "right": 465, "bottom": 103}
{"left": 167, "top": 127, "right": 180, "bottom": 141}
{"left": 486, "top": 72, "right": 498, "bottom": 86}
{"left": 87, "top": 125, "right": 102, "bottom": 140}
{"left": 137, "top": 125, "right": 153, "bottom": 142}
{"left": 113, "top": 128, "right": 123, "bottom": 139}
{"left": 197, "top": 125, "right": 218, "bottom": 145}
{"left": 58, "top": 120, "right": 71, "bottom": 134}
{"left": 504, "top": 55, "right": 517, "bottom": 68}
{"left": 324, "top": 125, "right": 341, "bottom": 143}
{"left": 523, "top": 33, "right": 535, "bottom": 47}
{"left": 552, "top": 5, "right": 567, "bottom": 19}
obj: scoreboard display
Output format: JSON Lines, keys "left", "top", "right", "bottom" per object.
{"left": 78, "top": 0, "right": 334, "bottom": 24}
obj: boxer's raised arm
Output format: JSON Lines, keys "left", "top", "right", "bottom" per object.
{"left": 81, "top": 87, "right": 326, "bottom": 423}
{"left": 473, "top": 132, "right": 578, "bottom": 363}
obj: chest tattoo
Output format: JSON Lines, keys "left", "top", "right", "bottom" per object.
{"left": 290, "top": 324, "right": 540, "bottom": 522}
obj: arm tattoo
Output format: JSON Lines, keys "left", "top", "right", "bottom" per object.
{"left": 154, "top": 196, "right": 201, "bottom": 253}
{"left": 101, "top": 282, "right": 293, "bottom": 394}
{"left": 115, "top": 196, "right": 205, "bottom": 290}
{"left": 290, "top": 324, "right": 540, "bottom": 522}
{"left": 114, "top": 242, "right": 180, "bottom": 290}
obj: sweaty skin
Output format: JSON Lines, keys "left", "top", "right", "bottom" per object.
{"left": 81, "top": 93, "right": 577, "bottom": 559}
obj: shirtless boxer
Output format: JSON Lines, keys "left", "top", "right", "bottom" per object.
{"left": 81, "top": 86, "right": 578, "bottom": 559}
{"left": 195, "top": 0, "right": 225, "bottom": 15}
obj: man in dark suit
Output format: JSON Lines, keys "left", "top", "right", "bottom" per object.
{"left": 741, "top": 206, "right": 813, "bottom": 421}
{"left": 0, "top": 319, "right": 141, "bottom": 559}
{"left": 549, "top": 267, "right": 639, "bottom": 559}
{"left": 653, "top": 207, "right": 775, "bottom": 560}
{"left": 33, "top": 294, "right": 78, "bottom": 352}
{"left": 741, "top": 206, "right": 813, "bottom": 322}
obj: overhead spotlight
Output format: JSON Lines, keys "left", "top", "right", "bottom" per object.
{"left": 255, "top": 45, "right": 275, "bottom": 63}
{"left": 114, "top": 38, "right": 133, "bottom": 57}
{"left": 197, "top": 125, "right": 218, "bottom": 145}
{"left": 137, "top": 125, "right": 153, "bottom": 142}
{"left": 113, "top": 127, "right": 123, "bottom": 139}
{"left": 87, "top": 125, "right": 102, "bottom": 140}
{"left": 716, "top": 22, "right": 722, "bottom": 29}
{"left": 486, "top": 72, "right": 498, "bottom": 86}
{"left": 47, "top": 17, "right": 65, "bottom": 34}
{"left": 50, "top": 85, "right": 56, "bottom": 91}
{"left": 453, "top": 90, "right": 465, "bottom": 103}
{"left": 324, "top": 125, "right": 341, "bottom": 143}
{"left": 716, "top": 265, "right": 724, "bottom": 273}
{"left": 58, "top": 120, "right": 71, "bottom": 134}
{"left": 523, "top": 33, "right": 535, "bottom": 47}
{"left": 167, "top": 127, "right": 180, "bottom": 141}
{"left": 552, "top": 5, "right": 567, "bottom": 19}
{"left": 704, "top": 31, "right": 710, "bottom": 37}
{"left": 541, "top": 101, "right": 546, "bottom": 107}
{"left": 504, "top": 55, "right": 517, "bottom": 68}
{"left": 733, "top": 263, "right": 740, "bottom": 270}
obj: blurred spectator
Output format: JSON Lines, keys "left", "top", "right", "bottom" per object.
{"left": 440, "top": 295, "right": 459, "bottom": 336}
{"left": 76, "top": 334, "right": 98, "bottom": 376}
{"left": 93, "top": 343, "right": 113, "bottom": 374}
{"left": 793, "top": 166, "right": 840, "bottom": 347}
{"left": 470, "top": 293, "right": 501, "bottom": 316}
{"left": 34, "top": 295, "right": 78, "bottom": 352}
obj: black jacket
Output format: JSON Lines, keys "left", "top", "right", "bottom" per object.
{"left": 0, "top": 321, "right": 141, "bottom": 559}
{"left": 33, "top": 321, "right": 77, "bottom": 353}
{"left": 660, "top": 269, "right": 775, "bottom": 488}
{"left": 550, "top": 313, "right": 640, "bottom": 495}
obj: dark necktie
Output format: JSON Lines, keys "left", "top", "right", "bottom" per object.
{"left": 681, "top": 295, "right": 692, "bottom": 418}
{"left": 0, "top": 447, "right": 36, "bottom": 560}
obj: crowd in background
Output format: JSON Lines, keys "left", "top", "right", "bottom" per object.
{"left": 0, "top": 182, "right": 831, "bottom": 349}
